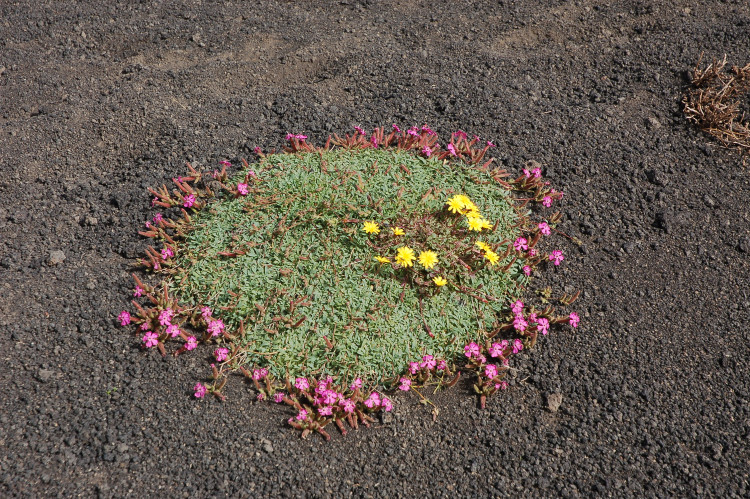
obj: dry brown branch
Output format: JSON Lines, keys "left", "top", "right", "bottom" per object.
{"left": 683, "top": 54, "right": 750, "bottom": 157}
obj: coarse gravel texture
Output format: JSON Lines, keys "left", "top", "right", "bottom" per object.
{"left": 1, "top": 0, "right": 749, "bottom": 497}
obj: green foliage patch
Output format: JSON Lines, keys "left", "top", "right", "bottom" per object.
{"left": 171, "top": 148, "right": 524, "bottom": 386}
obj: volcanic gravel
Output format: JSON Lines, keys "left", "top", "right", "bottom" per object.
{"left": 1, "top": 1, "right": 749, "bottom": 497}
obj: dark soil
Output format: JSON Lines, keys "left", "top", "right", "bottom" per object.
{"left": 1, "top": 1, "right": 749, "bottom": 497}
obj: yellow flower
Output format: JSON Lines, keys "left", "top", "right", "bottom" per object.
{"left": 467, "top": 215, "right": 491, "bottom": 232}
{"left": 484, "top": 250, "right": 500, "bottom": 265}
{"left": 433, "top": 276, "right": 447, "bottom": 287}
{"left": 362, "top": 221, "right": 380, "bottom": 234}
{"left": 394, "top": 246, "right": 416, "bottom": 267}
{"left": 446, "top": 197, "right": 464, "bottom": 214}
{"left": 463, "top": 200, "right": 479, "bottom": 214}
{"left": 475, "top": 240, "right": 492, "bottom": 252}
{"left": 374, "top": 256, "right": 391, "bottom": 264}
{"left": 418, "top": 250, "right": 439, "bottom": 270}
{"left": 391, "top": 227, "right": 405, "bottom": 236}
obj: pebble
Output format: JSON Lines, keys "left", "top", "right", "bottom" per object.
{"left": 48, "top": 250, "right": 66, "bottom": 265}
{"left": 547, "top": 392, "right": 563, "bottom": 413}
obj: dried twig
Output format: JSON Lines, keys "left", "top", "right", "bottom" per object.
{"left": 683, "top": 54, "right": 750, "bottom": 158}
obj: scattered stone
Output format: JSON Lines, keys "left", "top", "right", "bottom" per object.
{"left": 36, "top": 369, "right": 54, "bottom": 383}
{"left": 260, "top": 438, "right": 273, "bottom": 453}
{"left": 646, "top": 117, "right": 662, "bottom": 129}
{"left": 738, "top": 236, "right": 750, "bottom": 253}
{"left": 48, "top": 250, "right": 66, "bottom": 265}
{"left": 547, "top": 392, "right": 563, "bottom": 412}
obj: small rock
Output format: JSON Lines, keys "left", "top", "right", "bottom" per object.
{"left": 85, "top": 215, "right": 98, "bottom": 226}
{"left": 37, "top": 369, "right": 54, "bottom": 383}
{"left": 48, "top": 250, "right": 66, "bottom": 265}
{"left": 380, "top": 411, "right": 394, "bottom": 424}
{"left": 702, "top": 194, "right": 716, "bottom": 208}
{"left": 547, "top": 392, "right": 563, "bottom": 412}
{"left": 260, "top": 438, "right": 273, "bottom": 453}
{"left": 646, "top": 117, "right": 661, "bottom": 130}
{"left": 738, "top": 237, "right": 750, "bottom": 253}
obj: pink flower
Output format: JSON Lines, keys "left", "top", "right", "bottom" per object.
{"left": 447, "top": 143, "right": 457, "bottom": 156}
{"left": 407, "top": 127, "right": 419, "bottom": 137}
{"left": 392, "top": 124, "right": 402, "bottom": 133}
{"left": 511, "top": 300, "right": 524, "bottom": 315}
{"left": 538, "top": 222, "right": 551, "bottom": 235}
{"left": 421, "top": 355, "right": 436, "bottom": 370}
{"left": 185, "top": 336, "right": 197, "bottom": 350}
{"left": 542, "top": 196, "right": 552, "bottom": 208}
{"left": 529, "top": 313, "right": 538, "bottom": 323}
{"left": 512, "top": 338, "right": 523, "bottom": 354}
{"left": 528, "top": 248, "right": 537, "bottom": 257}
{"left": 160, "top": 247, "right": 174, "bottom": 260}
{"left": 437, "top": 360, "right": 447, "bottom": 371}
{"left": 408, "top": 362, "right": 419, "bottom": 375}
{"left": 514, "top": 237, "right": 528, "bottom": 252}
{"left": 201, "top": 306, "right": 212, "bottom": 320}
{"left": 485, "top": 364, "right": 498, "bottom": 379}
{"left": 398, "top": 378, "right": 412, "bottom": 391}
{"left": 142, "top": 331, "right": 158, "bottom": 348}
{"left": 549, "top": 250, "right": 565, "bottom": 266}
{"left": 454, "top": 130, "right": 468, "bottom": 140}
{"left": 194, "top": 383, "right": 207, "bottom": 398}
{"left": 382, "top": 397, "right": 393, "bottom": 412}
{"left": 318, "top": 405, "right": 333, "bottom": 416}
{"left": 322, "top": 390, "right": 338, "bottom": 405}
{"left": 253, "top": 146, "right": 262, "bottom": 154}
{"left": 495, "top": 381, "right": 509, "bottom": 391}
{"left": 364, "top": 392, "right": 381, "bottom": 408}
{"left": 140, "top": 322, "right": 149, "bottom": 330}
{"left": 294, "top": 377, "right": 309, "bottom": 391}
{"left": 252, "top": 369, "right": 264, "bottom": 380}
{"left": 166, "top": 324, "right": 181, "bottom": 338}
{"left": 295, "top": 409, "right": 308, "bottom": 421}
{"left": 523, "top": 265, "right": 531, "bottom": 276}
{"left": 354, "top": 126, "right": 365, "bottom": 135}
{"left": 133, "top": 286, "right": 144, "bottom": 297}
{"left": 285, "top": 133, "right": 307, "bottom": 141}
{"left": 153, "top": 213, "right": 163, "bottom": 224}
{"left": 207, "top": 319, "right": 225, "bottom": 337}
{"left": 340, "top": 399, "right": 356, "bottom": 413}
{"left": 537, "top": 317, "right": 550, "bottom": 335}
{"left": 350, "top": 378, "right": 363, "bottom": 391}
{"left": 523, "top": 169, "right": 531, "bottom": 178}
{"left": 183, "top": 194, "right": 196, "bottom": 208}
{"left": 256, "top": 392, "right": 265, "bottom": 401}
{"left": 237, "top": 183, "right": 248, "bottom": 196}
{"left": 569, "top": 312, "right": 580, "bottom": 328}
{"left": 513, "top": 315, "right": 528, "bottom": 332}
{"left": 153, "top": 262, "right": 160, "bottom": 270}
{"left": 214, "top": 348, "right": 229, "bottom": 362}
{"left": 486, "top": 140, "right": 495, "bottom": 147}
{"left": 421, "top": 125, "right": 435, "bottom": 135}
{"left": 488, "top": 342, "right": 504, "bottom": 358}
{"left": 118, "top": 311, "right": 131, "bottom": 326}
{"left": 422, "top": 145, "right": 432, "bottom": 157}
{"left": 532, "top": 167, "right": 542, "bottom": 178}
{"left": 220, "top": 160, "right": 231, "bottom": 168}
{"left": 274, "top": 392, "right": 284, "bottom": 403}
{"left": 464, "top": 342, "right": 480, "bottom": 358}
{"left": 370, "top": 136, "right": 378, "bottom": 147}
{"left": 158, "top": 308, "right": 174, "bottom": 326}
{"left": 151, "top": 197, "right": 158, "bottom": 207}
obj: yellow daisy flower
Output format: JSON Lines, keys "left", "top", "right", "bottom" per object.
{"left": 475, "top": 241, "right": 491, "bottom": 252}
{"left": 479, "top": 218, "right": 493, "bottom": 231}
{"left": 484, "top": 250, "right": 500, "bottom": 265}
{"left": 374, "top": 256, "right": 391, "bottom": 264}
{"left": 362, "top": 221, "right": 380, "bottom": 234}
{"left": 394, "top": 246, "right": 416, "bottom": 267}
{"left": 433, "top": 276, "right": 447, "bottom": 287}
{"left": 391, "top": 227, "right": 405, "bottom": 236}
{"left": 418, "top": 250, "right": 439, "bottom": 270}
{"left": 446, "top": 197, "right": 464, "bottom": 214}
{"left": 466, "top": 215, "right": 485, "bottom": 232}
